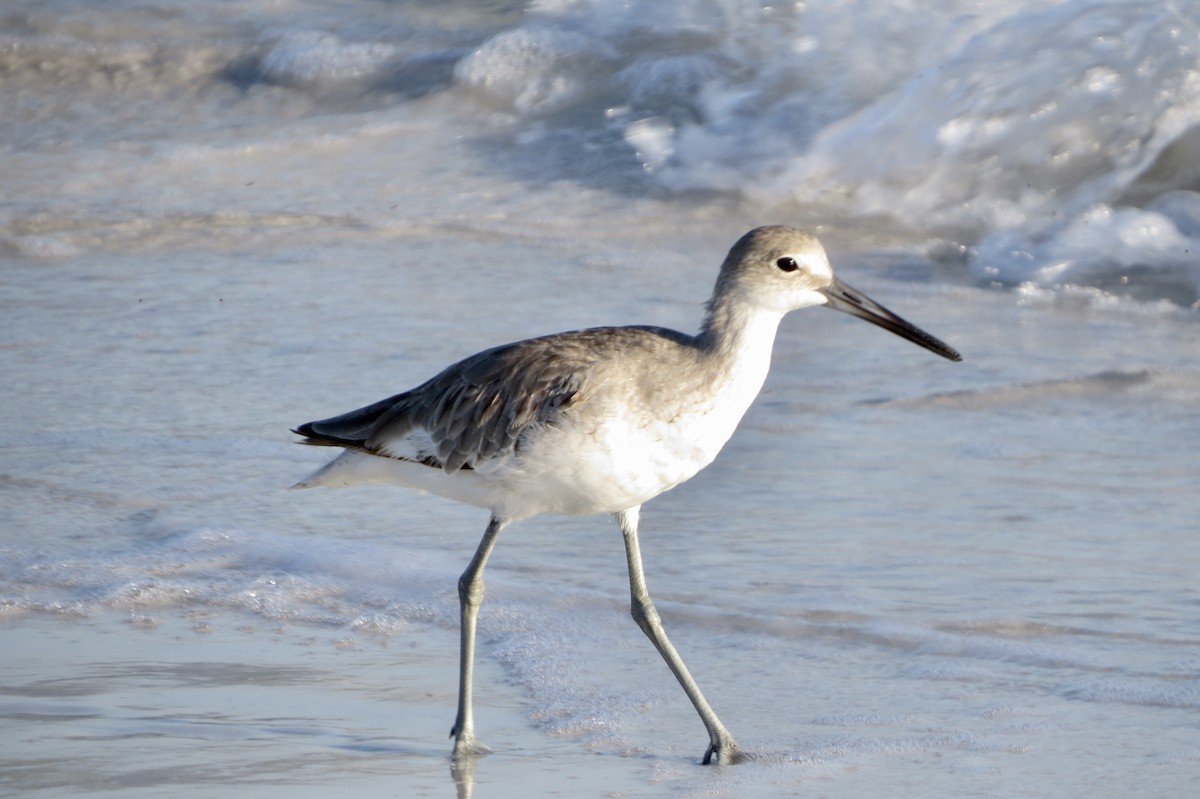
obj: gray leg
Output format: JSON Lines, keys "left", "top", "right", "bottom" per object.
{"left": 450, "top": 515, "right": 506, "bottom": 758}
{"left": 617, "top": 507, "right": 743, "bottom": 765}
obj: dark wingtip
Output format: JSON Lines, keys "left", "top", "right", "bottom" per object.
{"left": 291, "top": 423, "right": 319, "bottom": 443}
{"left": 291, "top": 421, "right": 357, "bottom": 448}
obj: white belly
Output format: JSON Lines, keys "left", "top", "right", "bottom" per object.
{"left": 492, "top": 364, "right": 765, "bottom": 518}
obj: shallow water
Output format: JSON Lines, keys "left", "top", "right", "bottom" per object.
{"left": 2, "top": 2, "right": 1199, "bottom": 797}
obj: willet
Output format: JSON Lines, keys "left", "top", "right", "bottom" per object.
{"left": 292, "top": 226, "right": 961, "bottom": 765}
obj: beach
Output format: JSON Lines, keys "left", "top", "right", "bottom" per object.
{"left": 3, "top": 2, "right": 1199, "bottom": 796}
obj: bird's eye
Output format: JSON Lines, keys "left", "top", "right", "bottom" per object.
{"left": 776, "top": 257, "right": 799, "bottom": 272}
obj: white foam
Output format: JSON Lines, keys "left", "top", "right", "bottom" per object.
{"left": 260, "top": 31, "right": 398, "bottom": 87}
{"left": 974, "top": 200, "right": 1200, "bottom": 302}
{"left": 447, "top": 0, "right": 1200, "bottom": 304}
{"left": 454, "top": 27, "right": 618, "bottom": 114}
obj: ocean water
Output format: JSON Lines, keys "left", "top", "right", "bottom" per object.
{"left": 2, "top": 1, "right": 1198, "bottom": 797}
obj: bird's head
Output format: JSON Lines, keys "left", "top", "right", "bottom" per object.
{"left": 716, "top": 226, "right": 962, "bottom": 362}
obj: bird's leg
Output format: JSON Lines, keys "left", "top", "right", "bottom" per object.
{"left": 617, "top": 507, "right": 743, "bottom": 765}
{"left": 450, "top": 515, "right": 506, "bottom": 759}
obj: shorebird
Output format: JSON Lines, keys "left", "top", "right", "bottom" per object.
{"left": 292, "top": 226, "right": 961, "bottom": 765}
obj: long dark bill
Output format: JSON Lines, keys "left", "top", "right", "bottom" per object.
{"left": 820, "top": 277, "right": 962, "bottom": 362}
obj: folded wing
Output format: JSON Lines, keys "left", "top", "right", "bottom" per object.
{"left": 293, "top": 339, "right": 582, "bottom": 473}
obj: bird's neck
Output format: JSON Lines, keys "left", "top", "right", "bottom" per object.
{"left": 698, "top": 297, "right": 785, "bottom": 386}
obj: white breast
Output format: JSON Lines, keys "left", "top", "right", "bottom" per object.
{"left": 496, "top": 318, "right": 777, "bottom": 517}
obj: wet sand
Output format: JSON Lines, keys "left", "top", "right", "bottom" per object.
{"left": 0, "top": 611, "right": 661, "bottom": 798}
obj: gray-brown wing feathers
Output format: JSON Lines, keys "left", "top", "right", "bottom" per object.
{"left": 293, "top": 339, "right": 583, "bottom": 472}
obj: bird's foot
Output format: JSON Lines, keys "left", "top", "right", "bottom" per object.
{"left": 450, "top": 727, "right": 492, "bottom": 759}
{"left": 702, "top": 736, "right": 746, "bottom": 766}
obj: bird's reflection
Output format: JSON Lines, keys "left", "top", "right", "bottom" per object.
{"left": 450, "top": 753, "right": 477, "bottom": 799}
